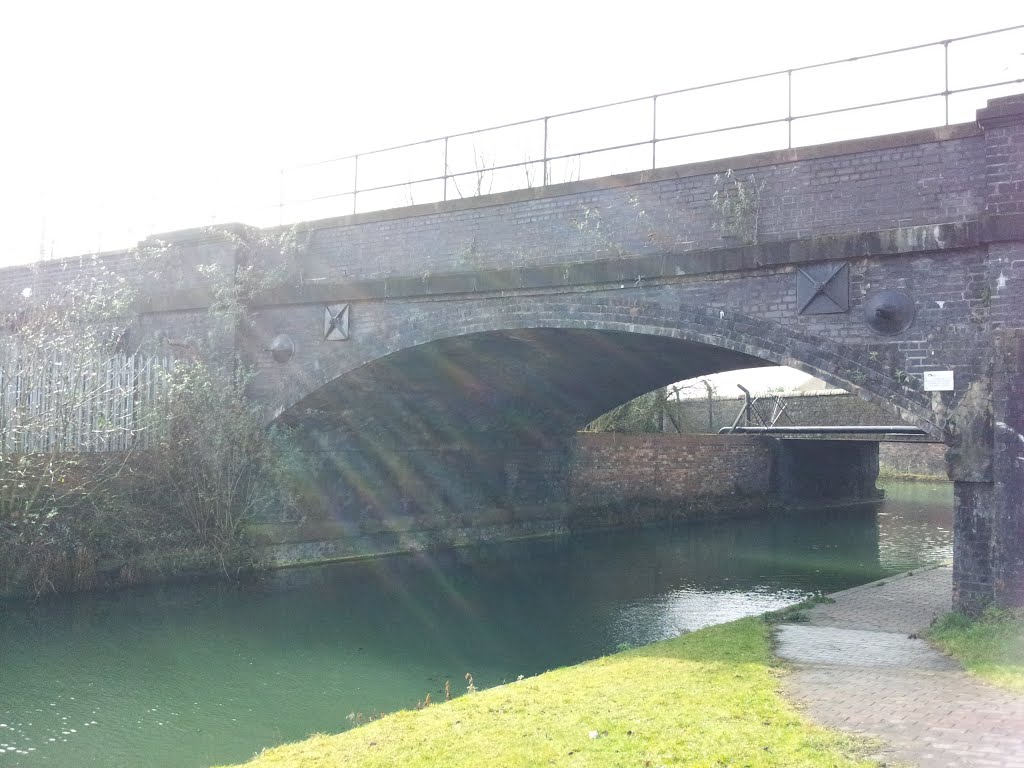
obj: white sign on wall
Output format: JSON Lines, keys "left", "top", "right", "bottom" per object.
{"left": 923, "top": 370, "right": 955, "bottom": 392}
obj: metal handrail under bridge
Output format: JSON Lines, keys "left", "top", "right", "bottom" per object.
{"left": 278, "top": 25, "right": 1024, "bottom": 221}
{"left": 721, "top": 426, "right": 929, "bottom": 436}
{"left": 718, "top": 386, "right": 929, "bottom": 439}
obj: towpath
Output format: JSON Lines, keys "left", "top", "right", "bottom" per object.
{"left": 776, "top": 566, "right": 1024, "bottom": 768}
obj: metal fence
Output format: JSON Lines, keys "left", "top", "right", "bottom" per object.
{"left": 278, "top": 24, "right": 1024, "bottom": 222}
{"left": 0, "top": 348, "right": 172, "bottom": 454}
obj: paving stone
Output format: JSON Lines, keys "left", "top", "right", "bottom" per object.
{"left": 777, "top": 626, "right": 960, "bottom": 670}
{"left": 780, "top": 565, "right": 1024, "bottom": 768}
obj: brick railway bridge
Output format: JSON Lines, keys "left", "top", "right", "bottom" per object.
{"left": 3, "top": 95, "right": 1023, "bottom": 611}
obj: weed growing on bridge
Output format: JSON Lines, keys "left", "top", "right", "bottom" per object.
{"left": 199, "top": 224, "right": 309, "bottom": 337}
{"left": 136, "top": 226, "right": 311, "bottom": 578}
{"left": 570, "top": 204, "right": 626, "bottom": 257}
{"left": 447, "top": 150, "right": 496, "bottom": 199}
{"left": 712, "top": 169, "right": 766, "bottom": 245}
{"left": 569, "top": 190, "right": 678, "bottom": 261}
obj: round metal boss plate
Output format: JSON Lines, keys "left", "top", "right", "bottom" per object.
{"left": 269, "top": 334, "right": 295, "bottom": 363}
{"left": 864, "top": 290, "right": 915, "bottom": 335}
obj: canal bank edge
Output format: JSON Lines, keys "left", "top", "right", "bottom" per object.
{"left": 253, "top": 494, "right": 884, "bottom": 570}
{"left": 212, "top": 617, "right": 879, "bottom": 768}
{"left": 212, "top": 566, "right": 1024, "bottom": 768}
{"left": 0, "top": 433, "right": 891, "bottom": 599}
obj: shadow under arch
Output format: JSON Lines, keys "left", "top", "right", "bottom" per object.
{"left": 266, "top": 297, "right": 945, "bottom": 523}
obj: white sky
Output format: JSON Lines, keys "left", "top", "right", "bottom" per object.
{"left": 674, "top": 368, "right": 823, "bottom": 399}
{"left": 1, "top": 0, "right": 1023, "bottom": 267}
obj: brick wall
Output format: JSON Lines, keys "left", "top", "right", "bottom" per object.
{"left": 295, "top": 126, "right": 982, "bottom": 281}
{"left": 569, "top": 433, "right": 773, "bottom": 507}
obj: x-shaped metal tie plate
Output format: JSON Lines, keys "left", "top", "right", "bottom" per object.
{"left": 323, "top": 304, "right": 350, "bottom": 341}
{"left": 796, "top": 263, "right": 849, "bottom": 315}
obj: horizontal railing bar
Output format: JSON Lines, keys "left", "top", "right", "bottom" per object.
{"left": 654, "top": 116, "right": 789, "bottom": 146}
{"left": 294, "top": 118, "right": 546, "bottom": 170}
{"left": 277, "top": 92, "right": 967, "bottom": 209}
{"left": 790, "top": 91, "right": 945, "bottom": 122}
{"left": 939, "top": 24, "right": 1024, "bottom": 45}
{"left": 275, "top": 27, "right": 1024, "bottom": 216}
{"left": 946, "top": 76, "right": 1024, "bottom": 96}
{"left": 284, "top": 139, "right": 663, "bottom": 206}
{"left": 789, "top": 78, "right": 1024, "bottom": 123}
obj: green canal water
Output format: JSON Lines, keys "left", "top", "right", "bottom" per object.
{"left": 0, "top": 481, "right": 952, "bottom": 768}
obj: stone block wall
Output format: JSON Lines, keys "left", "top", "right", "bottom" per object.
{"left": 568, "top": 433, "right": 773, "bottom": 507}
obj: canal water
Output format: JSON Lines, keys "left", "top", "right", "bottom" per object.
{"left": 0, "top": 481, "right": 952, "bottom": 768}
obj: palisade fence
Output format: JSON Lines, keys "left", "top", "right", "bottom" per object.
{"left": 0, "top": 346, "right": 173, "bottom": 454}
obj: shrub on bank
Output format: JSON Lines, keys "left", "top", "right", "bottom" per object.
{"left": 0, "top": 231, "right": 310, "bottom": 600}
{"left": 0, "top": 360, "right": 304, "bottom": 599}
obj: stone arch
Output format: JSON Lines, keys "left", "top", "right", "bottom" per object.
{"left": 276, "top": 295, "right": 943, "bottom": 440}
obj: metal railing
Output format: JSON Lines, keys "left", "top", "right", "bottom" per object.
{"left": 277, "top": 24, "right": 1024, "bottom": 222}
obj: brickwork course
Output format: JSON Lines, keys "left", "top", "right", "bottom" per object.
{"left": 777, "top": 567, "right": 1024, "bottom": 767}
{"left": 569, "top": 433, "right": 773, "bottom": 503}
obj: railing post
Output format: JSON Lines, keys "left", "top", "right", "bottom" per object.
{"left": 443, "top": 136, "right": 449, "bottom": 201}
{"left": 542, "top": 117, "right": 549, "bottom": 186}
{"left": 278, "top": 168, "right": 285, "bottom": 226}
{"left": 943, "top": 40, "right": 951, "bottom": 126}
{"left": 787, "top": 69, "right": 793, "bottom": 148}
{"left": 352, "top": 154, "right": 359, "bottom": 215}
{"left": 651, "top": 95, "right": 658, "bottom": 169}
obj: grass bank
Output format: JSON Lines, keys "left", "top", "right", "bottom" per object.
{"left": 928, "top": 607, "right": 1024, "bottom": 693}
{"left": 216, "top": 618, "right": 876, "bottom": 768}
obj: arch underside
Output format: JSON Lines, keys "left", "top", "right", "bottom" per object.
{"left": 283, "top": 328, "right": 771, "bottom": 446}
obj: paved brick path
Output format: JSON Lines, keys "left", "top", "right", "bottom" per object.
{"left": 776, "top": 566, "right": 1024, "bottom": 768}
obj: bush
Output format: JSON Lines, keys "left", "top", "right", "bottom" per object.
{"left": 139, "top": 357, "right": 304, "bottom": 576}
{"left": 0, "top": 228, "right": 312, "bottom": 598}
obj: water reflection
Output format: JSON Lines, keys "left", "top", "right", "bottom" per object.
{"left": 877, "top": 481, "right": 954, "bottom": 569}
{"left": 0, "top": 482, "right": 951, "bottom": 768}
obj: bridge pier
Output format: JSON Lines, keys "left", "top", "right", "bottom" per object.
{"left": 950, "top": 97, "right": 1024, "bottom": 613}
{"left": 773, "top": 440, "right": 882, "bottom": 503}
{"left": 956, "top": 331, "right": 1024, "bottom": 612}
{"left": 990, "top": 332, "right": 1024, "bottom": 610}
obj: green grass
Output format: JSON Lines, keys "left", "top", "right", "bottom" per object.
{"left": 928, "top": 607, "right": 1024, "bottom": 692}
{"left": 215, "top": 618, "right": 878, "bottom": 768}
